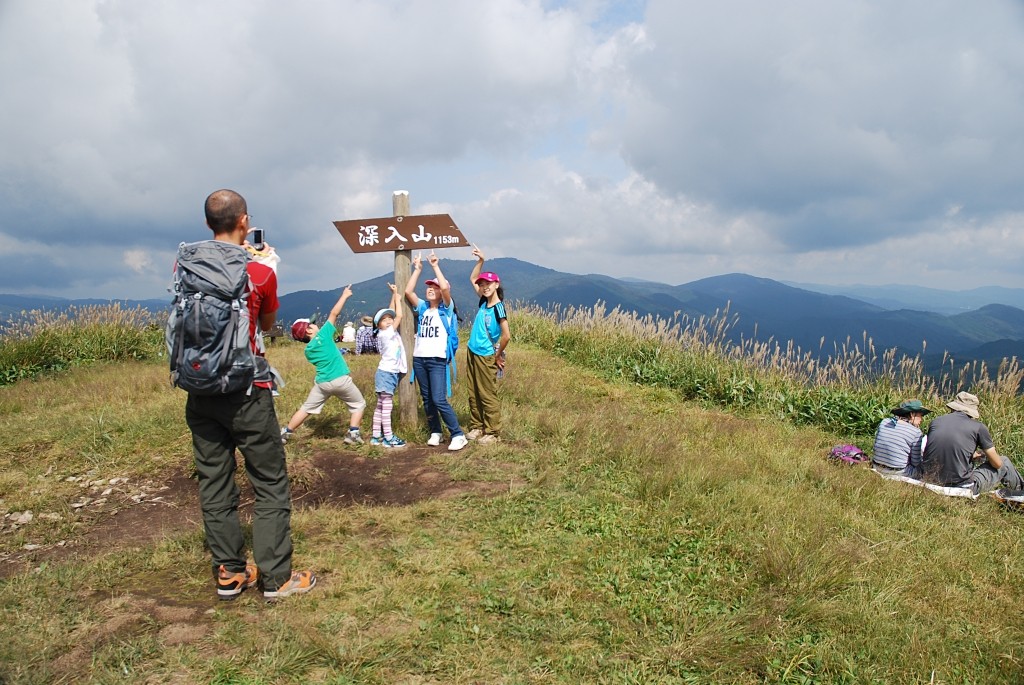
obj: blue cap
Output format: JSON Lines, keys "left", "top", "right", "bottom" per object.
{"left": 373, "top": 308, "right": 396, "bottom": 329}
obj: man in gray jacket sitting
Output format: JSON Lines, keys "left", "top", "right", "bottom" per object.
{"left": 922, "top": 391, "right": 1024, "bottom": 495}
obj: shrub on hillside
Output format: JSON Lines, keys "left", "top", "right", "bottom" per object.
{"left": 0, "top": 304, "right": 164, "bottom": 385}
{"left": 512, "top": 302, "right": 1024, "bottom": 453}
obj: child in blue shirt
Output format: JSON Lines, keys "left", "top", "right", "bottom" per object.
{"left": 465, "top": 246, "right": 511, "bottom": 444}
{"left": 281, "top": 285, "right": 366, "bottom": 445}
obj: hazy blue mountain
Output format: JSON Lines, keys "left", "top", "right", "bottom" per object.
{"left": 785, "top": 281, "right": 1024, "bottom": 315}
{"left": 271, "top": 264, "right": 1024, "bottom": 366}
{"left": 0, "top": 295, "right": 170, "bottom": 321}
{"left": 948, "top": 304, "right": 1024, "bottom": 342}
{"left": 3, "top": 260, "right": 1023, "bottom": 375}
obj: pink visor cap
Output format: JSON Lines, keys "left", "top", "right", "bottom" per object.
{"left": 475, "top": 272, "right": 500, "bottom": 284}
{"left": 424, "top": 278, "right": 441, "bottom": 288}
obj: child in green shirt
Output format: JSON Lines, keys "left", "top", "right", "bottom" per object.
{"left": 281, "top": 285, "right": 366, "bottom": 445}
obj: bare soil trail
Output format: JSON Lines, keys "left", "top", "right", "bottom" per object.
{"left": 1, "top": 445, "right": 516, "bottom": 579}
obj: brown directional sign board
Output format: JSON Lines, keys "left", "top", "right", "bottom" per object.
{"left": 333, "top": 213, "right": 468, "bottom": 254}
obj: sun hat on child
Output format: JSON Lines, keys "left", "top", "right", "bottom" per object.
{"left": 373, "top": 308, "right": 396, "bottom": 329}
{"left": 475, "top": 271, "right": 500, "bottom": 284}
{"left": 947, "top": 391, "right": 981, "bottom": 419}
{"left": 290, "top": 319, "right": 311, "bottom": 341}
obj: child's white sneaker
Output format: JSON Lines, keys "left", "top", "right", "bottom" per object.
{"left": 448, "top": 434, "right": 468, "bottom": 451}
{"left": 427, "top": 433, "right": 442, "bottom": 446}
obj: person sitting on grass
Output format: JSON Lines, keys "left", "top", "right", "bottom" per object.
{"left": 354, "top": 315, "right": 378, "bottom": 355}
{"left": 872, "top": 399, "right": 929, "bottom": 479}
{"left": 921, "top": 391, "right": 1024, "bottom": 495}
{"left": 370, "top": 283, "right": 409, "bottom": 448}
{"left": 281, "top": 285, "right": 366, "bottom": 445}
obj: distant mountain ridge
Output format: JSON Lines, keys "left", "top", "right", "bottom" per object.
{"left": 3, "top": 260, "right": 1023, "bottom": 372}
{"left": 786, "top": 281, "right": 1024, "bottom": 314}
{"left": 268, "top": 261, "right": 1024, "bottom": 370}
{"left": 0, "top": 295, "right": 170, "bottom": 322}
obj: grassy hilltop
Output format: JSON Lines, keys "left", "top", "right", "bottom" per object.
{"left": 1, "top": 304, "right": 1023, "bottom": 683}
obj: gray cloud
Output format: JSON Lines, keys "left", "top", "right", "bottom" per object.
{"left": 616, "top": 0, "right": 1024, "bottom": 248}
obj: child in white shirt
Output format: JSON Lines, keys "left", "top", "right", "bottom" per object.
{"left": 371, "top": 284, "right": 409, "bottom": 448}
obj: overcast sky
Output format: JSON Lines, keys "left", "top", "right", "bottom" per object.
{"left": 2, "top": 0, "right": 1024, "bottom": 299}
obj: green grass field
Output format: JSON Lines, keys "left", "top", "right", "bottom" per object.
{"left": 1, "top": 306, "right": 1023, "bottom": 683}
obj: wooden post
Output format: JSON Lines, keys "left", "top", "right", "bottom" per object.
{"left": 332, "top": 199, "right": 468, "bottom": 432}
{"left": 393, "top": 191, "right": 418, "bottom": 429}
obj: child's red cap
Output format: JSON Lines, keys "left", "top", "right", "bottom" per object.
{"left": 290, "top": 319, "right": 311, "bottom": 341}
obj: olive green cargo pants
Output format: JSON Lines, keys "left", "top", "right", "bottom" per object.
{"left": 185, "top": 387, "right": 293, "bottom": 591}
{"left": 465, "top": 350, "right": 502, "bottom": 436}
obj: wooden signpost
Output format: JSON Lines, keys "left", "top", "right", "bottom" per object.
{"left": 333, "top": 212, "right": 469, "bottom": 254}
{"left": 333, "top": 192, "right": 469, "bottom": 429}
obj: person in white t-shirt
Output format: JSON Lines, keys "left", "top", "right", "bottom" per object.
{"left": 404, "top": 251, "right": 467, "bottom": 451}
{"left": 370, "top": 284, "right": 409, "bottom": 448}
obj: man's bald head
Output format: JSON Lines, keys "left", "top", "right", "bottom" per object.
{"left": 204, "top": 189, "right": 248, "bottom": 236}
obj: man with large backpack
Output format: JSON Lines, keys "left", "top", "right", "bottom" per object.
{"left": 171, "top": 189, "right": 315, "bottom": 601}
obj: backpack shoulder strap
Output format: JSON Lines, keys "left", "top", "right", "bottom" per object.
{"left": 438, "top": 302, "right": 458, "bottom": 396}
{"left": 437, "top": 302, "right": 457, "bottom": 336}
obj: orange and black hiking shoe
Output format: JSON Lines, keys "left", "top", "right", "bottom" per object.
{"left": 217, "top": 564, "right": 259, "bottom": 600}
{"left": 263, "top": 570, "right": 317, "bottom": 601}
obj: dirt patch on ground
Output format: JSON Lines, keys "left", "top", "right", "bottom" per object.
{"left": 0, "top": 445, "right": 519, "bottom": 578}
{"left": 291, "top": 447, "right": 514, "bottom": 506}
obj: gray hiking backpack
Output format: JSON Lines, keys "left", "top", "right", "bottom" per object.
{"left": 166, "top": 240, "right": 261, "bottom": 395}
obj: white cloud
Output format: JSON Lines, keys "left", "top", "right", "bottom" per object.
{"left": 123, "top": 249, "right": 152, "bottom": 274}
{"left": 1, "top": 0, "right": 1023, "bottom": 298}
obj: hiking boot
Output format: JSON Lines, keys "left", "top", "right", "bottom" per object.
{"left": 383, "top": 436, "right": 407, "bottom": 448}
{"left": 369, "top": 435, "right": 383, "bottom": 446}
{"left": 263, "top": 570, "right": 317, "bottom": 601}
{"left": 448, "top": 434, "right": 468, "bottom": 451}
{"left": 427, "top": 433, "right": 442, "bottom": 447}
{"left": 217, "top": 563, "right": 259, "bottom": 600}
{"left": 280, "top": 427, "right": 294, "bottom": 443}
{"left": 477, "top": 434, "right": 499, "bottom": 445}
{"left": 466, "top": 429, "right": 483, "bottom": 440}
{"left": 343, "top": 430, "right": 364, "bottom": 445}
